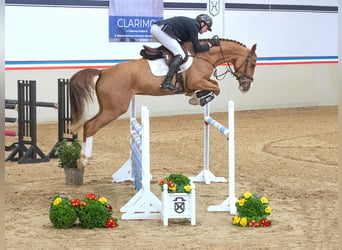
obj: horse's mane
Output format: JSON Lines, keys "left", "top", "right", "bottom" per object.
{"left": 181, "top": 38, "right": 248, "bottom": 55}
{"left": 199, "top": 38, "right": 247, "bottom": 48}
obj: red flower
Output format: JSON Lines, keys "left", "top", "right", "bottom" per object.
{"left": 259, "top": 218, "right": 267, "bottom": 224}
{"left": 70, "top": 198, "right": 80, "bottom": 207}
{"left": 85, "top": 193, "right": 98, "bottom": 200}
{"left": 106, "top": 204, "right": 113, "bottom": 212}
{"left": 263, "top": 221, "right": 272, "bottom": 227}
{"left": 260, "top": 218, "right": 271, "bottom": 227}
{"left": 106, "top": 218, "right": 118, "bottom": 228}
{"left": 159, "top": 179, "right": 167, "bottom": 185}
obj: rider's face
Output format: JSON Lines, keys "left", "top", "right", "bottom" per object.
{"left": 199, "top": 22, "right": 209, "bottom": 34}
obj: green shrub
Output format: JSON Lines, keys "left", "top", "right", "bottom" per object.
{"left": 78, "top": 198, "right": 112, "bottom": 229}
{"left": 56, "top": 140, "right": 81, "bottom": 169}
{"left": 49, "top": 196, "right": 78, "bottom": 229}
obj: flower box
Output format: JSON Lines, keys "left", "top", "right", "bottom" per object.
{"left": 161, "top": 183, "right": 196, "bottom": 226}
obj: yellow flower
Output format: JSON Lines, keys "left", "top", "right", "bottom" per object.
{"left": 260, "top": 196, "right": 268, "bottom": 204}
{"left": 238, "top": 198, "right": 246, "bottom": 206}
{"left": 53, "top": 197, "right": 62, "bottom": 206}
{"left": 232, "top": 216, "right": 240, "bottom": 225}
{"left": 243, "top": 192, "right": 253, "bottom": 199}
{"left": 169, "top": 184, "right": 177, "bottom": 191}
{"left": 99, "top": 197, "right": 108, "bottom": 204}
{"left": 240, "top": 217, "right": 248, "bottom": 227}
{"left": 265, "top": 206, "right": 273, "bottom": 213}
{"left": 184, "top": 185, "right": 191, "bottom": 192}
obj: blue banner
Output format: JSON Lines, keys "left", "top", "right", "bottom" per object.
{"left": 109, "top": 0, "right": 163, "bottom": 42}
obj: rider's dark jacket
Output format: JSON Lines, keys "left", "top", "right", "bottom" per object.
{"left": 155, "top": 16, "right": 210, "bottom": 52}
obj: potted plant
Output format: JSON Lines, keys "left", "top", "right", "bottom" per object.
{"left": 159, "top": 174, "right": 196, "bottom": 226}
{"left": 232, "top": 191, "right": 272, "bottom": 227}
{"left": 56, "top": 140, "right": 84, "bottom": 185}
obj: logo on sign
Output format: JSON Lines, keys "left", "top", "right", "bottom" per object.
{"left": 173, "top": 197, "right": 186, "bottom": 214}
{"left": 209, "top": 0, "right": 220, "bottom": 16}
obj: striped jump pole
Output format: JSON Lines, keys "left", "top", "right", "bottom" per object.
{"left": 112, "top": 96, "right": 161, "bottom": 220}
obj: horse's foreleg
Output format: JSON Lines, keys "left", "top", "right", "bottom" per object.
{"left": 204, "top": 79, "right": 220, "bottom": 95}
{"left": 188, "top": 79, "right": 220, "bottom": 106}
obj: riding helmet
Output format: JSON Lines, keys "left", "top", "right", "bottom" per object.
{"left": 196, "top": 14, "right": 213, "bottom": 31}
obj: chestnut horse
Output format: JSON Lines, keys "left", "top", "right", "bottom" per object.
{"left": 69, "top": 38, "right": 257, "bottom": 168}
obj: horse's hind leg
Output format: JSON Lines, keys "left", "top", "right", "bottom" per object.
{"left": 78, "top": 109, "right": 123, "bottom": 169}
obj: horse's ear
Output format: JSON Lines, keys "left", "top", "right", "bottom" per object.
{"left": 251, "top": 44, "right": 257, "bottom": 54}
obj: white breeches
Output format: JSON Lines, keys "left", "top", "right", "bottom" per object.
{"left": 150, "top": 24, "right": 186, "bottom": 59}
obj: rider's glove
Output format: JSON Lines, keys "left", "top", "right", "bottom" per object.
{"left": 210, "top": 35, "right": 220, "bottom": 47}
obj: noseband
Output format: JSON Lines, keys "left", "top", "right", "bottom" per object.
{"left": 213, "top": 44, "right": 254, "bottom": 83}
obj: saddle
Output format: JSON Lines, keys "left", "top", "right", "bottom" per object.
{"left": 140, "top": 45, "right": 189, "bottom": 66}
{"left": 140, "top": 45, "right": 189, "bottom": 93}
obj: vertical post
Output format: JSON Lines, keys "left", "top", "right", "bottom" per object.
{"left": 17, "top": 80, "right": 25, "bottom": 159}
{"left": 228, "top": 100, "right": 236, "bottom": 214}
{"left": 29, "top": 80, "right": 37, "bottom": 151}
{"left": 48, "top": 79, "right": 77, "bottom": 158}
{"left": 131, "top": 95, "right": 136, "bottom": 119}
{"left": 58, "top": 79, "right": 65, "bottom": 142}
{"left": 141, "top": 106, "right": 150, "bottom": 214}
{"left": 203, "top": 103, "right": 210, "bottom": 173}
{"left": 207, "top": 100, "right": 237, "bottom": 214}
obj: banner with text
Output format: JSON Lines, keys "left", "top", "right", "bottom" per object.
{"left": 109, "top": 0, "right": 163, "bottom": 42}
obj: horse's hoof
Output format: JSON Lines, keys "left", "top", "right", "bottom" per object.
{"left": 188, "top": 97, "right": 200, "bottom": 105}
{"left": 77, "top": 159, "right": 86, "bottom": 170}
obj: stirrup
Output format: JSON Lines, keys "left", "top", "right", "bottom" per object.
{"left": 160, "top": 83, "right": 178, "bottom": 91}
{"left": 196, "top": 90, "right": 212, "bottom": 98}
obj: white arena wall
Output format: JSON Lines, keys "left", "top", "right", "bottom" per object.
{"left": 5, "top": 0, "right": 339, "bottom": 123}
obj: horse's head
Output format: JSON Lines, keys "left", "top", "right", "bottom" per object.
{"left": 233, "top": 44, "right": 257, "bottom": 93}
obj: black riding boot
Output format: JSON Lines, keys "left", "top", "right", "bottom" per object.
{"left": 160, "top": 54, "right": 183, "bottom": 91}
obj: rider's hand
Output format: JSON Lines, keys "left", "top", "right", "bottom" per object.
{"left": 210, "top": 35, "right": 220, "bottom": 47}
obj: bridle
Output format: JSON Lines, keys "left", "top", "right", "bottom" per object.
{"left": 196, "top": 41, "right": 255, "bottom": 83}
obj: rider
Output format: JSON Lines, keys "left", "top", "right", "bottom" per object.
{"left": 150, "top": 14, "right": 220, "bottom": 92}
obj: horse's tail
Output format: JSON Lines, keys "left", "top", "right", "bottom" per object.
{"left": 69, "top": 68, "right": 102, "bottom": 131}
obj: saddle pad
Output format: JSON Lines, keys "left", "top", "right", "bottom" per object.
{"left": 147, "top": 56, "right": 193, "bottom": 76}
